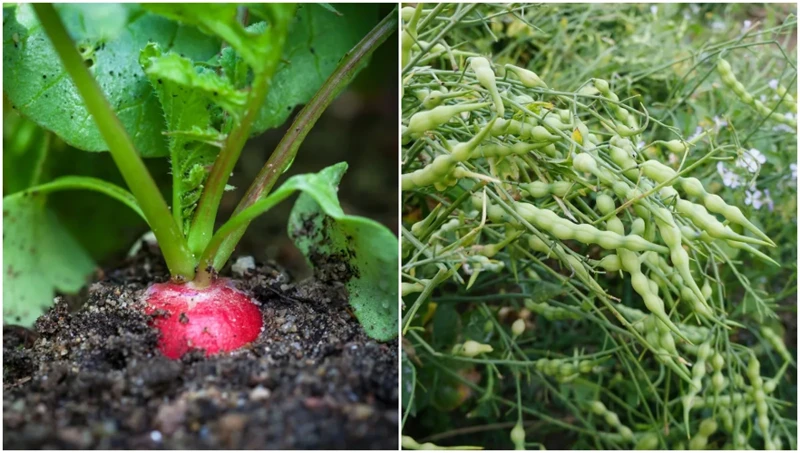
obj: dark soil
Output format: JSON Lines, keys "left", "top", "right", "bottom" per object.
{"left": 2, "top": 248, "right": 398, "bottom": 449}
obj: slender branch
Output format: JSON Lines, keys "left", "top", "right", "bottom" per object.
{"left": 186, "top": 6, "right": 296, "bottom": 259}
{"left": 204, "top": 8, "right": 400, "bottom": 274}
{"left": 33, "top": 3, "right": 196, "bottom": 280}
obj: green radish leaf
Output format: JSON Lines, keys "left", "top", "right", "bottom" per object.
{"left": 139, "top": 42, "right": 241, "bottom": 231}
{"left": 287, "top": 162, "right": 398, "bottom": 341}
{"left": 55, "top": 4, "right": 131, "bottom": 41}
{"left": 142, "top": 4, "right": 295, "bottom": 74}
{"left": 252, "top": 4, "right": 379, "bottom": 134}
{"left": 3, "top": 191, "right": 94, "bottom": 326}
{"left": 2, "top": 110, "right": 50, "bottom": 195}
{"left": 3, "top": 4, "right": 220, "bottom": 157}
{"left": 3, "top": 176, "right": 145, "bottom": 326}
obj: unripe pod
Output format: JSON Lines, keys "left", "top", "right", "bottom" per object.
{"left": 470, "top": 57, "right": 504, "bottom": 116}
{"left": 407, "top": 102, "right": 491, "bottom": 134}
{"left": 590, "top": 400, "right": 607, "bottom": 415}
{"left": 506, "top": 64, "right": 548, "bottom": 89}
{"left": 510, "top": 421, "right": 526, "bottom": 450}
{"left": 456, "top": 340, "right": 494, "bottom": 357}
{"left": 596, "top": 193, "right": 616, "bottom": 215}
{"left": 511, "top": 318, "right": 526, "bottom": 337}
{"left": 593, "top": 78, "right": 610, "bottom": 94}
{"left": 604, "top": 411, "right": 620, "bottom": 427}
{"left": 635, "top": 432, "right": 659, "bottom": 450}
{"left": 664, "top": 139, "right": 688, "bottom": 153}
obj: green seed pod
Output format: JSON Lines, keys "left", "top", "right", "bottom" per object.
{"left": 654, "top": 209, "right": 710, "bottom": 310}
{"left": 641, "top": 160, "right": 678, "bottom": 182}
{"left": 590, "top": 400, "right": 607, "bottom": 415}
{"left": 603, "top": 411, "right": 620, "bottom": 427}
{"left": 470, "top": 57, "right": 504, "bottom": 117}
{"left": 598, "top": 254, "right": 622, "bottom": 272}
{"left": 761, "top": 326, "right": 793, "bottom": 363}
{"left": 593, "top": 78, "right": 611, "bottom": 94}
{"left": 664, "top": 139, "right": 688, "bottom": 154}
{"left": 635, "top": 432, "right": 659, "bottom": 450}
{"left": 596, "top": 193, "right": 616, "bottom": 216}
{"left": 406, "top": 102, "right": 491, "bottom": 135}
{"left": 510, "top": 421, "right": 526, "bottom": 450}
{"left": 455, "top": 340, "right": 494, "bottom": 357}
{"left": 511, "top": 318, "right": 525, "bottom": 337}
{"left": 506, "top": 64, "right": 548, "bottom": 89}
{"left": 543, "top": 115, "right": 573, "bottom": 131}
{"left": 559, "top": 362, "right": 576, "bottom": 376}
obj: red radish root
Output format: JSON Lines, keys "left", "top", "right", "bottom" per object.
{"left": 144, "top": 279, "right": 262, "bottom": 359}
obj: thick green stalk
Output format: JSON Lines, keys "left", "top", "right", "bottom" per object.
{"left": 33, "top": 4, "right": 196, "bottom": 280}
{"left": 204, "top": 8, "right": 400, "bottom": 275}
{"left": 186, "top": 7, "right": 295, "bottom": 259}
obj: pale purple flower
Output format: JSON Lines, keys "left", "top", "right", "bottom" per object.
{"left": 689, "top": 126, "right": 704, "bottom": 141}
{"left": 668, "top": 153, "right": 679, "bottom": 165}
{"left": 791, "top": 163, "right": 797, "bottom": 180}
{"left": 717, "top": 162, "right": 742, "bottom": 188}
{"left": 650, "top": 5, "right": 658, "bottom": 15}
{"left": 712, "top": 116, "right": 728, "bottom": 130}
{"left": 744, "top": 189, "right": 764, "bottom": 209}
{"left": 735, "top": 148, "right": 766, "bottom": 173}
{"left": 743, "top": 20, "right": 752, "bottom": 30}
{"left": 768, "top": 79, "right": 779, "bottom": 90}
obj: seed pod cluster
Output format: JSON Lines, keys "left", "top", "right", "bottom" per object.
{"left": 716, "top": 58, "right": 797, "bottom": 129}
{"left": 401, "top": 10, "right": 791, "bottom": 449}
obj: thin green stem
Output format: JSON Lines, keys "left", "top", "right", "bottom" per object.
{"left": 186, "top": 6, "right": 296, "bottom": 261}
{"left": 33, "top": 3, "right": 195, "bottom": 280}
{"left": 203, "top": 8, "right": 399, "bottom": 275}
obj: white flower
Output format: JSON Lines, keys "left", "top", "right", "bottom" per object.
{"left": 717, "top": 162, "right": 742, "bottom": 188}
{"left": 743, "top": 20, "right": 752, "bottom": 30}
{"left": 712, "top": 21, "right": 726, "bottom": 32}
{"left": 774, "top": 124, "right": 795, "bottom": 133}
{"left": 651, "top": 5, "right": 658, "bottom": 15}
{"left": 689, "top": 126, "right": 704, "bottom": 141}
{"left": 668, "top": 153, "right": 679, "bottom": 165}
{"left": 712, "top": 116, "right": 728, "bottom": 130}
{"left": 745, "top": 189, "right": 764, "bottom": 209}
{"left": 791, "top": 163, "right": 797, "bottom": 180}
{"left": 769, "top": 79, "right": 779, "bottom": 90}
{"left": 735, "top": 148, "right": 766, "bottom": 173}
{"left": 690, "top": 4, "right": 700, "bottom": 13}
{"left": 760, "top": 94, "right": 768, "bottom": 103}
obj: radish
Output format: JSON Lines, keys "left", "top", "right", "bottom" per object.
{"left": 8, "top": 5, "right": 398, "bottom": 358}
{"left": 144, "top": 279, "right": 262, "bottom": 359}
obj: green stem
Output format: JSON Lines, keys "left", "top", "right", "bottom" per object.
{"left": 186, "top": 8, "right": 295, "bottom": 260}
{"left": 16, "top": 176, "right": 145, "bottom": 220}
{"left": 202, "top": 8, "right": 399, "bottom": 276}
{"left": 33, "top": 3, "right": 195, "bottom": 280}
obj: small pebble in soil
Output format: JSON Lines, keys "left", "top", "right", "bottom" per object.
{"left": 232, "top": 256, "right": 256, "bottom": 277}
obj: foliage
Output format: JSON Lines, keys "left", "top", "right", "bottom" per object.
{"left": 3, "top": 3, "right": 398, "bottom": 341}
{"left": 401, "top": 3, "right": 796, "bottom": 450}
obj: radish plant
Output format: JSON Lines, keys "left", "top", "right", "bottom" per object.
{"left": 3, "top": 4, "right": 399, "bottom": 357}
{"left": 401, "top": 3, "right": 795, "bottom": 450}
